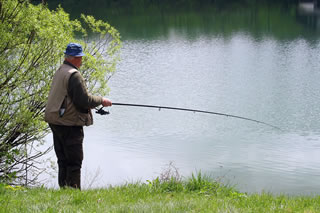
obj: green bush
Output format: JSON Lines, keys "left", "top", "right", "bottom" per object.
{"left": 0, "top": 0, "right": 121, "bottom": 185}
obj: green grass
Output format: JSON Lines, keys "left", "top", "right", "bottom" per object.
{"left": 1, "top": 173, "right": 320, "bottom": 213}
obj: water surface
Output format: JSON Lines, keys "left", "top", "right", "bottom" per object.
{"left": 45, "top": 2, "right": 320, "bottom": 195}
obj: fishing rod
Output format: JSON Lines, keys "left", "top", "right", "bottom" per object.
{"left": 95, "top": 102, "right": 281, "bottom": 130}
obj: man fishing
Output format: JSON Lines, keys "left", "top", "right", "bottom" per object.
{"left": 45, "top": 43, "right": 112, "bottom": 189}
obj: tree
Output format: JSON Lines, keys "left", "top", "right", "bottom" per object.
{"left": 0, "top": 0, "right": 121, "bottom": 185}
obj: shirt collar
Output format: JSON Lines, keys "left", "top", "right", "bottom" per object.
{"left": 63, "top": 60, "right": 78, "bottom": 70}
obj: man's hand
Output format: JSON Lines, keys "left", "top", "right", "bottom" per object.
{"left": 102, "top": 98, "right": 112, "bottom": 107}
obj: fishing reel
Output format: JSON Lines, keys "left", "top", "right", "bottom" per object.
{"left": 95, "top": 107, "right": 109, "bottom": 115}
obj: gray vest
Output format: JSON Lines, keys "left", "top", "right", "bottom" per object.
{"left": 45, "top": 64, "right": 93, "bottom": 126}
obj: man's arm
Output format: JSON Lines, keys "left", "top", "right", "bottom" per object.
{"left": 68, "top": 72, "right": 111, "bottom": 112}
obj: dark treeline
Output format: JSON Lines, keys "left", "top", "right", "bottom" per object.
{"left": 46, "top": 0, "right": 300, "bottom": 12}
{"left": 44, "top": 0, "right": 301, "bottom": 22}
{"left": 38, "top": 0, "right": 318, "bottom": 41}
{"left": 46, "top": 0, "right": 299, "bottom": 6}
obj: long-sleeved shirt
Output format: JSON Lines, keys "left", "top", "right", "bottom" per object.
{"left": 64, "top": 61, "right": 102, "bottom": 113}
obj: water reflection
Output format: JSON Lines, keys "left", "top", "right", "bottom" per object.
{"left": 49, "top": 1, "right": 320, "bottom": 40}
{"left": 297, "top": 1, "right": 320, "bottom": 31}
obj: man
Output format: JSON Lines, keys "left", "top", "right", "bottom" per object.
{"left": 45, "top": 43, "right": 112, "bottom": 189}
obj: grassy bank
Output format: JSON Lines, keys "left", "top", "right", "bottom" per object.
{"left": 1, "top": 173, "right": 320, "bottom": 212}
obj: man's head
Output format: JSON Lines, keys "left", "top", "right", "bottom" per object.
{"left": 64, "top": 43, "right": 85, "bottom": 68}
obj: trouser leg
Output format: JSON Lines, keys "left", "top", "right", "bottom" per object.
{"left": 58, "top": 167, "right": 67, "bottom": 187}
{"left": 50, "top": 124, "right": 68, "bottom": 188}
{"left": 64, "top": 128, "right": 84, "bottom": 189}
{"left": 49, "top": 124, "right": 84, "bottom": 189}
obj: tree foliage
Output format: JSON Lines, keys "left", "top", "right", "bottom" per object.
{"left": 0, "top": 0, "right": 121, "bottom": 185}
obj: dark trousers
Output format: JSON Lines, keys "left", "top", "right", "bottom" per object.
{"left": 49, "top": 124, "right": 84, "bottom": 189}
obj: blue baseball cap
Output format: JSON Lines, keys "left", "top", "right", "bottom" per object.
{"left": 64, "top": 43, "right": 85, "bottom": 57}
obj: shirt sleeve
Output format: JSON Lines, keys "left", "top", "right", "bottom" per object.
{"left": 68, "top": 72, "right": 103, "bottom": 112}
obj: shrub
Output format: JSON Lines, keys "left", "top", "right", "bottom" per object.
{"left": 0, "top": 0, "right": 121, "bottom": 185}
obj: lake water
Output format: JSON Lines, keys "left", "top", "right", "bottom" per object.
{"left": 45, "top": 2, "right": 320, "bottom": 195}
